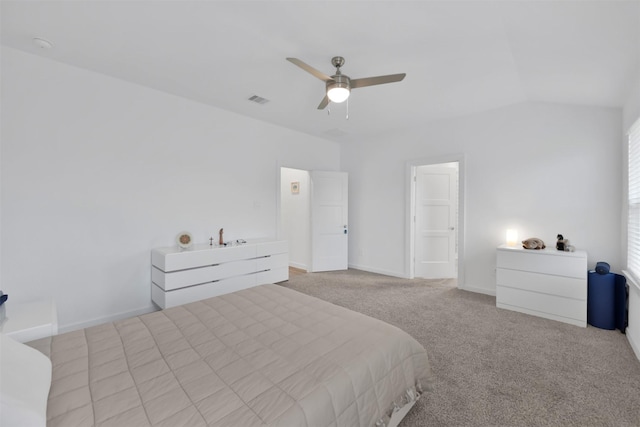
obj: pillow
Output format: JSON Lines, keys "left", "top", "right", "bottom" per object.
{"left": 0, "top": 333, "right": 52, "bottom": 427}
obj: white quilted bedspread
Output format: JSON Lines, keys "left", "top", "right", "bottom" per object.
{"left": 29, "top": 284, "right": 431, "bottom": 426}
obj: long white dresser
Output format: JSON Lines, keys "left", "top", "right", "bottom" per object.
{"left": 496, "top": 244, "right": 588, "bottom": 327}
{"left": 152, "top": 239, "right": 288, "bottom": 309}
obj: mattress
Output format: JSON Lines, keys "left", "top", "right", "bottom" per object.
{"left": 28, "top": 284, "right": 431, "bottom": 426}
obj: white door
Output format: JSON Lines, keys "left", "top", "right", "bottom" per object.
{"left": 310, "top": 171, "right": 348, "bottom": 272}
{"left": 414, "top": 165, "right": 457, "bottom": 278}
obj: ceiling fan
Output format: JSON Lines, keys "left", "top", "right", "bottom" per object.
{"left": 286, "top": 56, "right": 406, "bottom": 110}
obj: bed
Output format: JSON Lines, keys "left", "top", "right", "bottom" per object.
{"left": 5, "top": 284, "right": 431, "bottom": 426}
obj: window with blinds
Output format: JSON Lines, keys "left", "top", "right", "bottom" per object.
{"left": 627, "top": 118, "right": 640, "bottom": 284}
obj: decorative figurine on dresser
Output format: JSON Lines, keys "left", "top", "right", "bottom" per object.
{"left": 556, "top": 234, "right": 574, "bottom": 252}
{"left": 521, "top": 237, "right": 545, "bottom": 249}
{"left": 176, "top": 231, "right": 193, "bottom": 249}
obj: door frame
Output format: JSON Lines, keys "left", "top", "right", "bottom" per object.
{"left": 406, "top": 154, "right": 465, "bottom": 287}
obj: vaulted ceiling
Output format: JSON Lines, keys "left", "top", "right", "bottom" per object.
{"left": 2, "top": 1, "right": 639, "bottom": 143}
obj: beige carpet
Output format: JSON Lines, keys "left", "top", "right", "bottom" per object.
{"left": 280, "top": 269, "right": 640, "bottom": 427}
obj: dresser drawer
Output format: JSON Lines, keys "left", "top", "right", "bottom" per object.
{"left": 497, "top": 286, "right": 586, "bottom": 323}
{"left": 256, "top": 267, "right": 289, "bottom": 285}
{"left": 497, "top": 249, "right": 586, "bottom": 279}
{"left": 256, "top": 240, "right": 288, "bottom": 257}
{"left": 497, "top": 268, "right": 586, "bottom": 300}
{"left": 153, "top": 274, "right": 259, "bottom": 308}
{"left": 152, "top": 258, "right": 258, "bottom": 291}
{"left": 256, "top": 252, "right": 289, "bottom": 271}
{"left": 153, "top": 244, "right": 257, "bottom": 272}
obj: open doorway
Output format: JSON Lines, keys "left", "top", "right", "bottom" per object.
{"left": 407, "top": 155, "right": 465, "bottom": 286}
{"left": 278, "top": 167, "right": 349, "bottom": 273}
{"left": 280, "top": 167, "right": 311, "bottom": 272}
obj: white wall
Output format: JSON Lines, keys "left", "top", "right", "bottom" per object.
{"left": 1, "top": 47, "right": 340, "bottom": 331}
{"left": 280, "top": 167, "right": 310, "bottom": 270}
{"left": 343, "top": 102, "right": 622, "bottom": 294}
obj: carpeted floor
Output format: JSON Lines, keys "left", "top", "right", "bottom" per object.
{"left": 280, "top": 269, "right": 640, "bottom": 427}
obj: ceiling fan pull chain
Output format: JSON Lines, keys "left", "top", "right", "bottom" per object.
{"left": 346, "top": 98, "right": 349, "bottom": 120}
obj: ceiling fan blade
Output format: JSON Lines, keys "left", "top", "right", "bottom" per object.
{"left": 317, "top": 95, "right": 330, "bottom": 110}
{"left": 287, "top": 58, "right": 332, "bottom": 82}
{"left": 350, "top": 73, "right": 406, "bottom": 89}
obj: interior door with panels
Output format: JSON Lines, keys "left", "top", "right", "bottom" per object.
{"left": 414, "top": 165, "right": 457, "bottom": 278}
{"left": 310, "top": 171, "right": 348, "bottom": 272}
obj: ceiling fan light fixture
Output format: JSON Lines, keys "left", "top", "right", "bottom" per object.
{"left": 327, "top": 86, "right": 350, "bottom": 103}
{"left": 326, "top": 75, "right": 351, "bottom": 103}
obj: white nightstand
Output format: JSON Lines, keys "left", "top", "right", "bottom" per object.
{"left": 0, "top": 300, "right": 58, "bottom": 343}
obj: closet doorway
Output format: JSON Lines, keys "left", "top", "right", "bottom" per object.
{"left": 407, "top": 156, "right": 465, "bottom": 285}
{"left": 278, "top": 167, "right": 349, "bottom": 273}
{"left": 279, "top": 167, "right": 311, "bottom": 271}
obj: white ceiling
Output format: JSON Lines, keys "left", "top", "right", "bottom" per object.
{"left": 2, "top": 1, "right": 639, "bottom": 143}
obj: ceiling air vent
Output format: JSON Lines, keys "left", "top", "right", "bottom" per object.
{"left": 248, "top": 94, "right": 269, "bottom": 105}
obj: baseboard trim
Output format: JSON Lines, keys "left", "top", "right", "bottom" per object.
{"left": 59, "top": 305, "right": 158, "bottom": 334}
{"left": 459, "top": 284, "right": 496, "bottom": 296}
{"left": 627, "top": 326, "right": 640, "bottom": 362}
{"left": 288, "top": 261, "right": 308, "bottom": 271}
{"left": 347, "top": 264, "right": 497, "bottom": 297}
{"left": 348, "top": 263, "right": 409, "bottom": 279}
